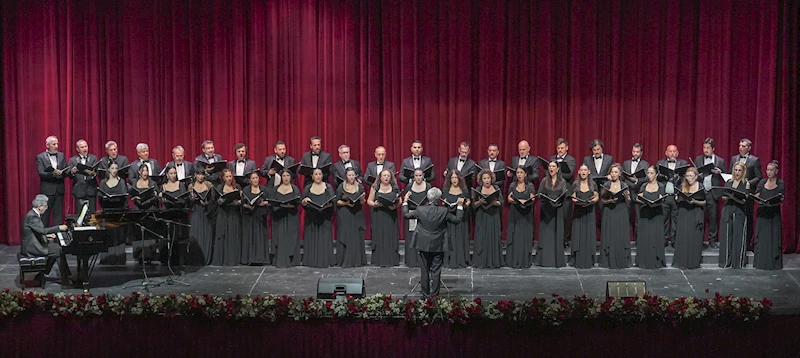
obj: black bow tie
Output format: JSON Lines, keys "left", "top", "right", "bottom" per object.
{"left": 594, "top": 156, "right": 602, "bottom": 160}
{"left": 376, "top": 162, "right": 384, "bottom": 165}
{"left": 667, "top": 160, "right": 676, "bottom": 163}
{"left": 176, "top": 163, "right": 183, "bottom": 166}
{"left": 705, "top": 156, "right": 712, "bottom": 160}
{"left": 459, "top": 159, "right": 466, "bottom": 163}
{"left": 205, "top": 156, "right": 214, "bottom": 160}
{"left": 343, "top": 160, "right": 350, "bottom": 165}
{"left": 631, "top": 158, "right": 639, "bottom": 162}
{"left": 520, "top": 157, "right": 528, "bottom": 161}
{"left": 48, "top": 152, "right": 57, "bottom": 156}
{"left": 488, "top": 159, "right": 496, "bottom": 163}
{"left": 237, "top": 160, "right": 245, "bottom": 163}
{"left": 312, "top": 153, "right": 319, "bottom": 156}
{"left": 141, "top": 160, "right": 150, "bottom": 164}
{"left": 80, "top": 156, "right": 87, "bottom": 161}
{"left": 740, "top": 155, "right": 747, "bottom": 159}
{"left": 413, "top": 157, "right": 420, "bottom": 161}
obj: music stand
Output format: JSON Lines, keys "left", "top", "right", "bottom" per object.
{"left": 150, "top": 215, "right": 191, "bottom": 287}
{"left": 122, "top": 213, "right": 165, "bottom": 293}
{"left": 409, "top": 279, "right": 450, "bottom": 296}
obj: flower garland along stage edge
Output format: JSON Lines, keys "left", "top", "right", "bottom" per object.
{"left": 0, "top": 289, "right": 772, "bottom": 326}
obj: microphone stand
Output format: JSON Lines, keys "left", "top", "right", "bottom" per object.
{"left": 122, "top": 215, "right": 165, "bottom": 293}
{"left": 150, "top": 216, "right": 191, "bottom": 287}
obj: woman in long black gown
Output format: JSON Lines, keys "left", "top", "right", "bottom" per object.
{"left": 599, "top": 164, "right": 632, "bottom": 269}
{"left": 335, "top": 168, "right": 367, "bottom": 267}
{"left": 672, "top": 167, "right": 706, "bottom": 269}
{"left": 536, "top": 161, "right": 568, "bottom": 268}
{"left": 635, "top": 166, "right": 666, "bottom": 269}
{"left": 160, "top": 167, "right": 190, "bottom": 266}
{"left": 570, "top": 165, "right": 598, "bottom": 268}
{"left": 212, "top": 169, "right": 242, "bottom": 266}
{"left": 131, "top": 165, "right": 160, "bottom": 211}
{"left": 506, "top": 167, "right": 535, "bottom": 269}
{"left": 270, "top": 170, "right": 301, "bottom": 267}
{"left": 367, "top": 169, "right": 401, "bottom": 267}
{"left": 472, "top": 169, "right": 503, "bottom": 268}
{"left": 443, "top": 170, "right": 471, "bottom": 268}
{"left": 98, "top": 162, "right": 129, "bottom": 265}
{"left": 301, "top": 168, "right": 335, "bottom": 268}
{"left": 131, "top": 165, "right": 161, "bottom": 262}
{"left": 403, "top": 169, "right": 431, "bottom": 268}
{"left": 753, "top": 161, "right": 785, "bottom": 270}
{"left": 719, "top": 162, "right": 751, "bottom": 268}
{"left": 241, "top": 171, "right": 270, "bottom": 265}
{"left": 188, "top": 171, "right": 214, "bottom": 265}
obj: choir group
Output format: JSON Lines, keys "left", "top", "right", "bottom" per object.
{"left": 37, "top": 135, "right": 785, "bottom": 270}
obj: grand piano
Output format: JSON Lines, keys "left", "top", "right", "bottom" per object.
{"left": 63, "top": 207, "right": 189, "bottom": 289}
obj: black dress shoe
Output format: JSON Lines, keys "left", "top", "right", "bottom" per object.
{"left": 709, "top": 241, "right": 718, "bottom": 249}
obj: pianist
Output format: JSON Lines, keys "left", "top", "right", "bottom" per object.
{"left": 21, "top": 194, "right": 72, "bottom": 286}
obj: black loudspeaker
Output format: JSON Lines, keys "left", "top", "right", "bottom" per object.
{"left": 317, "top": 278, "right": 366, "bottom": 300}
{"left": 606, "top": 281, "right": 647, "bottom": 299}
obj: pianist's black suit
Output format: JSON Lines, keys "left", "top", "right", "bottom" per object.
{"left": 20, "top": 209, "right": 70, "bottom": 279}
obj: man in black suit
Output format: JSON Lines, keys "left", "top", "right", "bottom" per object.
{"left": 260, "top": 140, "right": 297, "bottom": 187}
{"left": 331, "top": 144, "right": 363, "bottom": 188}
{"left": 99, "top": 140, "right": 130, "bottom": 180}
{"left": 696, "top": 138, "right": 726, "bottom": 248}
{"left": 730, "top": 138, "right": 762, "bottom": 248}
{"left": 300, "top": 136, "right": 333, "bottom": 188}
{"left": 21, "top": 194, "right": 72, "bottom": 284}
{"left": 36, "top": 136, "right": 68, "bottom": 226}
{"left": 507, "top": 140, "right": 539, "bottom": 186}
{"left": 622, "top": 143, "right": 651, "bottom": 235}
{"left": 364, "top": 146, "right": 396, "bottom": 185}
{"left": 550, "top": 138, "right": 577, "bottom": 184}
{"left": 657, "top": 144, "right": 689, "bottom": 246}
{"left": 443, "top": 142, "right": 477, "bottom": 187}
{"left": 227, "top": 143, "right": 258, "bottom": 187}
{"left": 193, "top": 140, "right": 225, "bottom": 186}
{"left": 402, "top": 188, "right": 464, "bottom": 298}
{"left": 67, "top": 139, "right": 100, "bottom": 213}
{"left": 581, "top": 139, "right": 615, "bottom": 180}
{"left": 477, "top": 144, "right": 506, "bottom": 188}
{"left": 551, "top": 138, "right": 578, "bottom": 242}
{"left": 128, "top": 143, "right": 162, "bottom": 182}
{"left": 399, "top": 140, "right": 435, "bottom": 184}
{"left": 163, "top": 145, "right": 195, "bottom": 183}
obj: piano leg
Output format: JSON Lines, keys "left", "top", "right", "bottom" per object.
{"left": 75, "top": 255, "right": 91, "bottom": 290}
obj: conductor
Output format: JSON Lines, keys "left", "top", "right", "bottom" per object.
{"left": 402, "top": 188, "right": 464, "bottom": 298}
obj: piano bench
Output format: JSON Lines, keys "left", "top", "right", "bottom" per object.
{"left": 17, "top": 252, "right": 48, "bottom": 289}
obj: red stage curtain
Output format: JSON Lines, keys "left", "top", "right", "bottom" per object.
{"left": 2, "top": 0, "right": 797, "bottom": 249}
